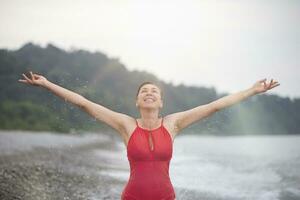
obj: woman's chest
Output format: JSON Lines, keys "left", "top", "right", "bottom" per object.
{"left": 127, "top": 128, "right": 173, "bottom": 161}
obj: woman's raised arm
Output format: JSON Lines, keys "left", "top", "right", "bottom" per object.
{"left": 166, "top": 78, "right": 280, "bottom": 137}
{"left": 18, "top": 71, "right": 131, "bottom": 136}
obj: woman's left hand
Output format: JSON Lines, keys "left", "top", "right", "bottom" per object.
{"left": 251, "top": 78, "right": 280, "bottom": 95}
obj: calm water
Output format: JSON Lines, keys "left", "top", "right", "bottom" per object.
{"left": 100, "top": 134, "right": 300, "bottom": 200}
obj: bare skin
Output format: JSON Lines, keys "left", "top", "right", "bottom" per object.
{"left": 19, "top": 71, "right": 280, "bottom": 147}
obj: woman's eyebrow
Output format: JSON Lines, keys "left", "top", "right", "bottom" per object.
{"left": 141, "top": 87, "right": 157, "bottom": 90}
{"left": 141, "top": 88, "right": 158, "bottom": 91}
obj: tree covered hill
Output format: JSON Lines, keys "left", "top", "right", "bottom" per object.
{"left": 0, "top": 43, "right": 299, "bottom": 135}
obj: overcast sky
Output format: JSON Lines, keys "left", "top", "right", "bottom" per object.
{"left": 1, "top": 0, "right": 299, "bottom": 99}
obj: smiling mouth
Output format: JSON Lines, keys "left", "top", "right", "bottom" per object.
{"left": 144, "top": 97, "right": 155, "bottom": 102}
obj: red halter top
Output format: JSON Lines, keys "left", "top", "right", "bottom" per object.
{"left": 121, "top": 117, "right": 176, "bottom": 200}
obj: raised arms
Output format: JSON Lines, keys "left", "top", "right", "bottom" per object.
{"left": 18, "top": 71, "right": 130, "bottom": 136}
{"left": 169, "top": 78, "right": 280, "bottom": 137}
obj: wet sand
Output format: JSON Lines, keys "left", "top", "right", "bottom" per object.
{"left": 0, "top": 130, "right": 127, "bottom": 200}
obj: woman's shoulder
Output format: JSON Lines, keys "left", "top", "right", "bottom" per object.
{"left": 116, "top": 114, "right": 137, "bottom": 147}
{"left": 162, "top": 114, "right": 180, "bottom": 141}
{"left": 119, "top": 114, "right": 137, "bottom": 136}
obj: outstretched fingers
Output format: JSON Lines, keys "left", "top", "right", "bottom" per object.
{"left": 266, "top": 79, "right": 280, "bottom": 90}
{"left": 19, "top": 72, "right": 39, "bottom": 85}
{"left": 255, "top": 78, "right": 280, "bottom": 93}
{"left": 21, "top": 73, "right": 33, "bottom": 84}
{"left": 18, "top": 79, "right": 27, "bottom": 83}
{"left": 270, "top": 82, "right": 280, "bottom": 89}
{"left": 268, "top": 79, "right": 273, "bottom": 89}
{"left": 263, "top": 80, "right": 267, "bottom": 88}
{"left": 30, "top": 71, "right": 35, "bottom": 80}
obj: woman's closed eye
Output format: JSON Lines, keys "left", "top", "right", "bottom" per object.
{"left": 141, "top": 90, "right": 157, "bottom": 93}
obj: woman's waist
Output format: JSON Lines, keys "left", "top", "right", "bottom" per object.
{"left": 127, "top": 172, "right": 173, "bottom": 188}
{"left": 129, "top": 167, "right": 171, "bottom": 180}
{"left": 123, "top": 178, "right": 175, "bottom": 199}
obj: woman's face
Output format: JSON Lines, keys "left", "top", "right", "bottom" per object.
{"left": 136, "top": 84, "right": 163, "bottom": 110}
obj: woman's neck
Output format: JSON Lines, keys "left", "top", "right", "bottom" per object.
{"left": 139, "top": 110, "right": 161, "bottom": 129}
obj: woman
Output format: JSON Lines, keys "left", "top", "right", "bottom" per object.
{"left": 19, "top": 71, "right": 280, "bottom": 200}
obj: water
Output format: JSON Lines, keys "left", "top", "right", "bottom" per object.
{"left": 0, "top": 130, "right": 108, "bottom": 155}
{"left": 1, "top": 131, "right": 299, "bottom": 199}
{"left": 172, "top": 135, "right": 300, "bottom": 200}
{"left": 102, "top": 134, "right": 300, "bottom": 200}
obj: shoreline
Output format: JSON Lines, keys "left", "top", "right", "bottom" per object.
{"left": 2, "top": 130, "right": 299, "bottom": 199}
{"left": 0, "top": 130, "right": 127, "bottom": 200}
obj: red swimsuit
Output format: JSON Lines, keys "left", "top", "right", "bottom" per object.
{"left": 121, "top": 117, "right": 176, "bottom": 200}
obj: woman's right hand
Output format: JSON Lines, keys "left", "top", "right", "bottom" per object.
{"left": 18, "top": 71, "right": 48, "bottom": 87}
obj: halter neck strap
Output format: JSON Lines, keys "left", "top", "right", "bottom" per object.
{"left": 135, "top": 117, "right": 164, "bottom": 128}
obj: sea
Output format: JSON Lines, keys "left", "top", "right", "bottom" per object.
{"left": 98, "top": 134, "right": 300, "bottom": 200}
{"left": 1, "top": 131, "right": 300, "bottom": 200}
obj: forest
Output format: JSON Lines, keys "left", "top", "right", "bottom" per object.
{"left": 0, "top": 43, "right": 299, "bottom": 135}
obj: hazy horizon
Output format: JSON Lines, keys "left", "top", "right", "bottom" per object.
{"left": 1, "top": 0, "right": 299, "bottom": 99}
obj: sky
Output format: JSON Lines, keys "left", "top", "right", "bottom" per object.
{"left": 0, "top": 0, "right": 299, "bottom": 99}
